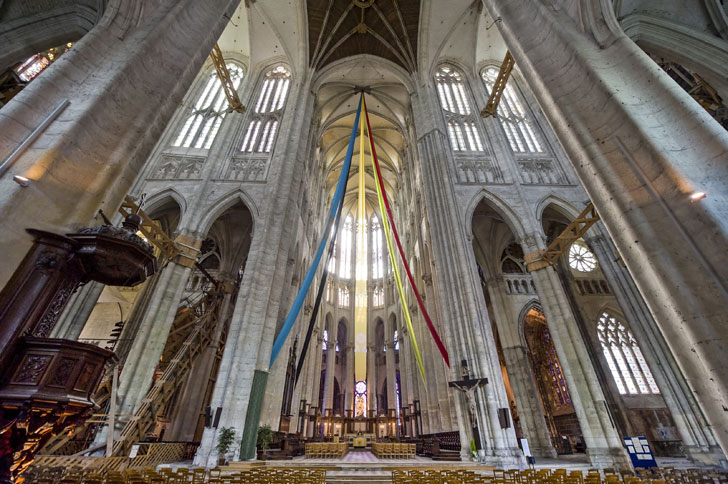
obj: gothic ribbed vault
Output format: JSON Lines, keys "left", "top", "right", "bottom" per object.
{"left": 307, "top": 0, "right": 420, "bottom": 72}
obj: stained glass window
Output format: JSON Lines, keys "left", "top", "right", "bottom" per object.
{"left": 327, "top": 225, "right": 337, "bottom": 274}
{"left": 481, "top": 67, "right": 545, "bottom": 154}
{"left": 14, "top": 43, "right": 73, "bottom": 83}
{"left": 569, "top": 242, "right": 597, "bottom": 272}
{"left": 393, "top": 330, "right": 399, "bottom": 351}
{"left": 339, "top": 216, "right": 353, "bottom": 279}
{"left": 371, "top": 217, "right": 384, "bottom": 279}
{"left": 322, "top": 329, "right": 329, "bottom": 351}
{"left": 597, "top": 312, "right": 660, "bottom": 395}
{"left": 524, "top": 308, "right": 573, "bottom": 410}
{"left": 354, "top": 380, "right": 367, "bottom": 417}
{"left": 373, "top": 287, "right": 384, "bottom": 307}
{"left": 173, "top": 64, "right": 244, "bottom": 149}
{"left": 543, "top": 330, "right": 572, "bottom": 405}
{"left": 436, "top": 66, "right": 485, "bottom": 153}
{"left": 17, "top": 55, "right": 50, "bottom": 82}
{"left": 240, "top": 65, "right": 291, "bottom": 153}
{"left": 338, "top": 286, "right": 350, "bottom": 307}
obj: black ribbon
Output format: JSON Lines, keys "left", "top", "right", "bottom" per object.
{"left": 294, "top": 178, "right": 349, "bottom": 386}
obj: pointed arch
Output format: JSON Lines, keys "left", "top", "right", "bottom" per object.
{"left": 312, "top": 54, "right": 415, "bottom": 94}
{"left": 143, "top": 188, "right": 187, "bottom": 220}
{"left": 465, "top": 189, "right": 527, "bottom": 241}
{"left": 516, "top": 298, "right": 542, "bottom": 348}
{"left": 196, "top": 189, "right": 259, "bottom": 236}
{"left": 535, "top": 195, "right": 582, "bottom": 225}
{"left": 595, "top": 310, "right": 661, "bottom": 395}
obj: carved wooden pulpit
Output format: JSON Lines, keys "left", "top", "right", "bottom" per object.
{"left": 0, "top": 214, "right": 156, "bottom": 483}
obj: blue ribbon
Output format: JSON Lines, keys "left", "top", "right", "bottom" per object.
{"left": 269, "top": 94, "right": 363, "bottom": 367}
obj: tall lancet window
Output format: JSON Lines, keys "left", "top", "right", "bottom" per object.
{"left": 173, "top": 64, "right": 244, "bottom": 149}
{"left": 328, "top": 225, "right": 337, "bottom": 274}
{"left": 240, "top": 65, "right": 291, "bottom": 153}
{"left": 481, "top": 67, "right": 544, "bottom": 154}
{"left": 435, "top": 65, "right": 485, "bottom": 152}
{"left": 597, "top": 312, "right": 660, "bottom": 395}
{"left": 339, "top": 216, "right": 354, "bottom": 279}
{"left": 371, "top": 217, "right": 384, "bottom": 279}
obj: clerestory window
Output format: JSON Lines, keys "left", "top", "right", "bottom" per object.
{"left": 240, "top": 65, "right": 291, "bottom": 153}
{"left": 436, "top": 65, "right": 485, "bottom": 153}
{"left": 173, "top": 64, "right": 244, "bottom": 149}
{"left": 481, "top": 67, "right": 544, "bottom": 154}
{"left": 597, "top": 312, "right": 660, "bottom": 395}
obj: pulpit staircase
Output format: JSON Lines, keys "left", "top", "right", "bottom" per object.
{"left": 39, "top": 292, "right": 224, "bottom": 458}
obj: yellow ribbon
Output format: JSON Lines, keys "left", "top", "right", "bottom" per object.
{"left": 364, "top": 109, "right": 426, "bottom": 384}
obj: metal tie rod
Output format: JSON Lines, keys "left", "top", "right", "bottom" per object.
{"left": 0, "top": 98, "right": 70, "bottom": 177}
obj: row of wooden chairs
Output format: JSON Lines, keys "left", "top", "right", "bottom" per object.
{"left": 372, "top": 443, "right": 416, "bottom": 459}
{"left": 392, "top": 467, "right": 728, "bottom": 484}
{"left": 303, "top": 442, "right": 348, "bottom": 459}
{"left": 24, "top": 466, "right": 326, "bottom": 484}
{"left": 393, "top": 469, "right": 489, "bottom": 484}
{"left": 24, "top": 464, "right": 728, "bottom": 484}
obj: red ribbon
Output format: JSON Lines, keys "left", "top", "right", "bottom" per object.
{"left": 362, "top": 95, "right": 450, "bottom": 368}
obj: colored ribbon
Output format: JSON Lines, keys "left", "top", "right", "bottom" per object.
{"left": 362, "top": 94, "right": 450, "bottom": 368}
{"left": 270, "top": 94, "right": 363, "bottom": 368}
{"left": 363, "top": 103, "right": 426, "bottom": 384}
{"left": 293, "top": 186, "right": 347, "bottom": 385}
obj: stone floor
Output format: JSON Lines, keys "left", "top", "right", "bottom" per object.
{"left": 162, "top": 451, "right": 713, "bottom": 483}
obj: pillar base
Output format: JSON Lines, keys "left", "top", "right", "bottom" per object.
{"left": 477, "top": 448, "right": 527, "bottom": 467}
{"left": 239, "top": 369, "right": 269, "bottom": 460}
{"left": 683, "top": 445, "right": 728, "bottom": 469}
{"left": 530, "top": 445, "right": 558, "bottom": 459}
{"left": 585, "top": 447, "right": 632, "bottom": 469}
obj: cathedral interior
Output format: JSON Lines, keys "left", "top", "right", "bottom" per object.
{"left": 1, "top": 0, "right": 728, "bottom": 482}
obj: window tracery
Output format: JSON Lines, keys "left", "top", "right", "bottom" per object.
{"left": 338, "top": 286, "right": 350, "bottom": 307}
{"left": 373, "top": 286, "right": 384, "bottom": 307}
{"left": 568, "top": 242, "right": 597, "bottom": 273}
{"left": 524, "top": 308, "right": 573, "bottom": 411}
{"left": 240, "top": 65, "right": 291, "bottom": 153}
{"left": 481, "top": 67, "right": 544, "bottom": 154}
{"left": 436, "top": 66, "right": 485, "bottom": 153}
{"left": 339, "top": 216, "right": 353, "bottom": 279}
{"left": 597, "top": 313, "right": 660, "bottom": 395}
{"left": 371, "top": 217, "right": 384, "bottom": 279}
{"left": 173, "top": 64, "right": 244, "bottom": 150}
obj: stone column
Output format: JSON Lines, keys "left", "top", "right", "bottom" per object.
{"left": 524, "top": 236, "right": 629, "bottom": 467}
{"left": 385, "top": 336, "right": 397, "bottom": 414}
{"left": 585, "top": 231, "right": 724, "bottom": 465}
{"left": 193, "top": 76, "right": 316, "bottom": 464}
{"left": 165, "top": 289, "right": 234, "bottom": 442}
{"left": 323, "top": 336, "right": 336, "bottom": 412}
{"left": 51, "top": 281, "right": 104, "bottom": 340}
{"left": 308, "top": 326, "right": 324, "bottom": 409}
{"left": 114, "top": 244, "right": 198, "bottom": 418}
{"left": 367, "top": 341, "right": 377, "bottom": 414}
{"left": 0, "top": 0, "right": 240, "bottom": 289}
{"left": 412, "top": 83, "right": 522, "bottom": 464}
{"left": 422, "top": 269, "right": 455, "bottom": 431}
{"left": 482, "top": 0, "right": 728, "bottom": 455}
{"left": 344, "top": 343, "right": 354, "bottom": 414}
{"left": 485, "top": 276, "right": 557, "bottom": 458}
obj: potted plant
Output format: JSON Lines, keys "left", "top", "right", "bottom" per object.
{"left": 216, "top": 427, "right": 236, "bottom": 465}
{"left": 256, "top": 424, "right": 274, "bottom": 459}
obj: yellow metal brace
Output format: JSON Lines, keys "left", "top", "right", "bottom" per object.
{"left": 117, "top": 195, "right": 181, "bottom": 263}
{"left": 525, "top": 203, "right": 600, "bottom": 271}
{"left": 481, "top": 51, "right": 515, "bottom": 118}
{"left": 209, "top": 43, "right": 245, "bottom": 114}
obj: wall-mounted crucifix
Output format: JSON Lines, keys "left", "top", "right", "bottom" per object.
{"left": 448, "top": 360, "right": 488, "bottom": 450}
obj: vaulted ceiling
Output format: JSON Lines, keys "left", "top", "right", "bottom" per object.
{"left": 307, "top": 0, "right": 420, "bottom": 72}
